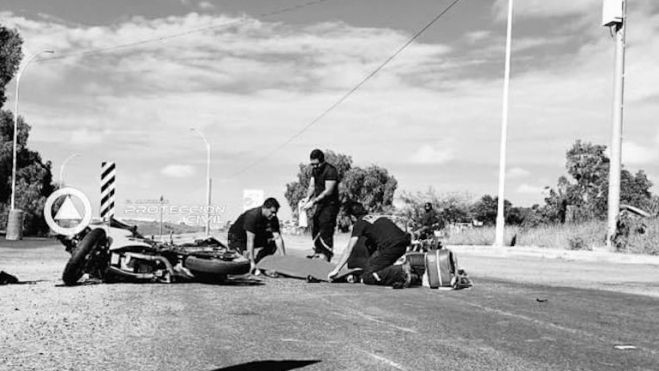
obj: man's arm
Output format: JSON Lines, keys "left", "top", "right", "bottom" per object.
{"left": 311, "top": 180, "right": 336, "bottom": 204}
{"left": 245, "top": 231, "right": 257, "bottom": 273}
{"left": 272, "top": 232, "right": 286, "bottom": 255}
{"left": 328, "top": 236, "right": 358, "bottom": 281}
{"left": 302, "top": 178, "right": 317, "bottom": 210}
{"left": 305, "top": 177, "right": 315, "bottom": 201}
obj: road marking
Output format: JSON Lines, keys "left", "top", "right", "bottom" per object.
{"left": 449, "top": 297, "right": 658, "bottom": 356}
{"left": 320, "top": 297, "right": 418, "bottom": 334}
{"left": 351, "top": 311, "right": 418, "bottom": 334}
{"left": 359, "top": 350, "right": 407, "bottom": 371}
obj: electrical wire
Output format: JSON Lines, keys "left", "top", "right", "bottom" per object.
{"left": 229, "top": 0, "right": 464, "bottom": 177}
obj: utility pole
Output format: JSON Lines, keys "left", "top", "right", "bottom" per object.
{"left": 160, "top": 195, "right": 164, "bottom": 242}
{"left": 495, "top": 0, "right": 514, "bottom": 247}
{"left": 603, "top": 0, "right": 626, "bottom": 251}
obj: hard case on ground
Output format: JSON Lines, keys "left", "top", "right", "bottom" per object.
{"left": 424, "top": 248, "right": 457, "bottom": 289}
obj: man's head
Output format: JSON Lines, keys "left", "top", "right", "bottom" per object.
{"left": 262, "top": 197, "right": 280, "bottom": 219}
{"left": 344, "top": 201, "right": 368, "bottom": 220}
{"left": 309, "top": 149, "right": 325, "bottom": 169}
{"left": 424, "top": 202, "right": 433, "bottom": 212}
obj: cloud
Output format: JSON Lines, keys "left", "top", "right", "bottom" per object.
{"left": 70, "top": 129, "right": 103, "bottom": 145}
{"left": 493, "top": 0, "right": 600, "bottom": 20}
{"left": 198, "top": 1, "right": 215, "bottom": 10}
{"left": 161, "top": 164, "right": 195, "bottom": 178}
{"left": 622, "top": 141, "right": 659, "bottom": 165}
{"left": 464, "top": 30, "right": 491, "bottom": 44}
{"left": 409, "top": 141, "right": 454, "bottom": 165}
{"left": 507, "top": 167, "right": 530, "bottom": 179}
{"left": 516, "top": 183, "right": 545, "bottom": 195}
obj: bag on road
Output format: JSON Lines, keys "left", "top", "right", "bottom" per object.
{"left": 415, "top": 248, "right": 472, "bottom": 290}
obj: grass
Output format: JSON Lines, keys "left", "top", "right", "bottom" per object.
{"left": 445, "top": 219, "right": 659, "bottom": 255}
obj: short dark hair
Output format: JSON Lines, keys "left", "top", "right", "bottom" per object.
{"left": 263, "top": 197, "right": 280, "bottom": 210}
{"left": 344, "top": 201, "right": 368, "bottom": 217}
{"left": 424, "top": 202, "right": 433, "bottom": 209}
{"left": 309, "top": 149, "right": 325, "bottom": 162}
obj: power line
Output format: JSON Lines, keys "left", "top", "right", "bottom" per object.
{"left": 230, "top": 0, "right": 464, "bottom": 177}
{"left": 40, "top": 0, "right": 332, "bottom": 62}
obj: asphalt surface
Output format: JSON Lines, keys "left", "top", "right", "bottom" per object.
{"left": 1, "top": 237, "right": 658, "bottom": 370}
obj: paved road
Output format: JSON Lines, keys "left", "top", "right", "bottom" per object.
{"left": 1, "top": 238, "right": 658, "bottom": 370}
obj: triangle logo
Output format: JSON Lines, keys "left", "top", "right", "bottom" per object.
{"left": 54, "top": 195, "right": 82, "bottom": 221}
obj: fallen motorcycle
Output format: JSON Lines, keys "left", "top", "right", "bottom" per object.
{"left": 57, "top": 218, "right": 250, "bottom": 286}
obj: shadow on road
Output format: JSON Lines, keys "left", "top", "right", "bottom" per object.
{"left": 211, "top": 359, "right": 321, "bottom": 371}
{"left": 54, "top": 276, "right": 266, "bottom": 287}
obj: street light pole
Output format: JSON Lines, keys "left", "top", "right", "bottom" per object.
{"left": 495, "top": 0, "right": 514, "bottom": 247}
{"left": 10, "top": 49, "right": 54, "bottom": 210}
{"left": 59, "top": 153, "right": 80, "bottom": 187}
{"left": 191, "top": 128, "right": 212, "bottom": 236}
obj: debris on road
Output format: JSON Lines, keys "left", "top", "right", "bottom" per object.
{"left": 614, "top": 345, "right": 638, "bottom": 350}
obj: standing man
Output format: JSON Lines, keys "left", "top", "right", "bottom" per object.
{"left": 302, "top": 149, "right": 340, "bottom": 261}
{"left": 329, "top": 202, "right": 413, "bottom": 288}
{"left": 228, "top": 197, "right": 286, "bottom": 274}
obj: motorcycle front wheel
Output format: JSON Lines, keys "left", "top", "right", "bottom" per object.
{"left": 62, "top": 228, "right": 107, "bottom": 286}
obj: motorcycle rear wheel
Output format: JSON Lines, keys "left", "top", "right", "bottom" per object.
{"left": 62, "top": 228, "right": 107, "bottom": 286}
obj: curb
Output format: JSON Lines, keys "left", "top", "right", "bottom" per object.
{"left": 447, "top": 245, "right": 659, "bottom": 266}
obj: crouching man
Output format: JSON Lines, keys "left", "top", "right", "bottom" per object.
{"left": 328, "top": 202, "right": 412, "bottom": 287}
{"left": 228, "top": 197, "right": 286, "bottom": 274}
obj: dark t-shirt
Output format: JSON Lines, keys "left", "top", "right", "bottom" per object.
{"left": 420, "top": 209, "right": 440, "bottom": 228}
{"left": 228, "top": 207, "right": 280, "bottom": 243}
{"left": 351, "top": 216, "right": 409, "bottom": 250}
{"left": 312, "top": 162, "right": 340, "bottom": 205}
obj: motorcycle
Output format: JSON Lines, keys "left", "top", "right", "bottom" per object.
{"left": 57, "top": 218, "right": 250, "bottom": 286}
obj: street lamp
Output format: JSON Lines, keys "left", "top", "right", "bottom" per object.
{"left": 59, "top": 153, "right": 80, "bottom": 187}
{"left": 6, "top": 49, "right": 53, "bottom": 241}
{"left": 10, "top": 49, "right": 55, "bottom": 210}
{"left": 191, "top": 128, "right": 212, "bottom": 236}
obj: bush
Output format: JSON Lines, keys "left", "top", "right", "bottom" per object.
{"left": 445, "top": 219, "right": 659, "bottom": 255}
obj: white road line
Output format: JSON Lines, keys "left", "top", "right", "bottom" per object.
{"left": 360, "top": 350, "right": 407, "bottom": 371}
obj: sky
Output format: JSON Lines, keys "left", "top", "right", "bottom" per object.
{"left": 1, "top": 0, "right": 659, "bottom": 226}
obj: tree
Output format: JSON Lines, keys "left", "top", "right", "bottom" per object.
{"left": 0, "top": 111, "right": 56, "bottom": 235}
{"left": 397, "top": 188, "right": 473, "bottom": 227}
{"left": 0, "top": 25, "right": 23, "bottom": 108}
{"left": 470, "top": 194, "right": 514, "bottom": 226}
{"left": 543, "top": 140, "right": 654, "bottom": 221}
{"left": 342, "top": 165, "right": 397, "bottom": 212}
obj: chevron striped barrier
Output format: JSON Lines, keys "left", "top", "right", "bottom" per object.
{"left": 101, "top": 161, "right": 116, "bottom": 220}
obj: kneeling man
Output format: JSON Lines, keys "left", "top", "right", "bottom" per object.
{"left": 228, "top": 197, "right": 286, "bottom": 273}
{"left": 328, "top": 202, "right": 411, "bottom": 287}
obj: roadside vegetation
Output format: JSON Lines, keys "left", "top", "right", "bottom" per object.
{"left": 443, "top": 219, "right": 659, "bottom": 255}
{"left": 397, "top": 140, "right": 659, "bottom": 255}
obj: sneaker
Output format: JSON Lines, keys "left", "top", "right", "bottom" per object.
{"left": 315, "top": 244, "right": 334, "bottom": 262}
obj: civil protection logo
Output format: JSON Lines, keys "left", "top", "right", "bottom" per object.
{"left": 44, "top": 187, "right": 93, "bottom": 235}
